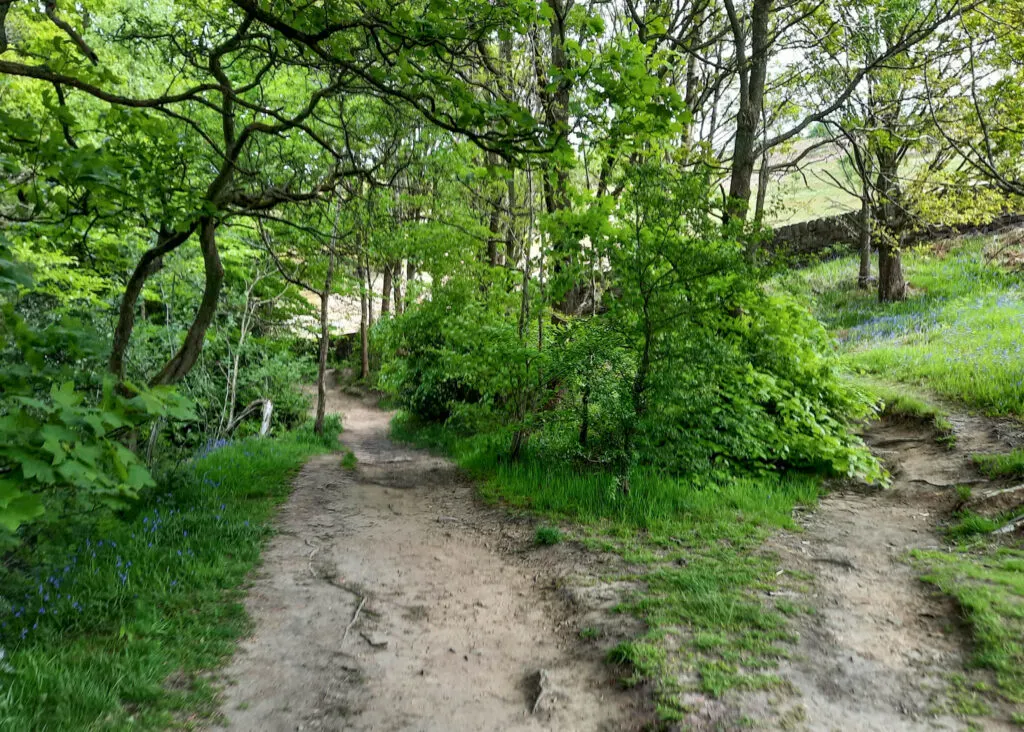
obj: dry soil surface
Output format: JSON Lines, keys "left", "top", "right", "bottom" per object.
{"left": 214, "top": 384, "right": 646, "bottom": 732}
{"left": 753, "top": 415, "right": 1023, "bottom": 732}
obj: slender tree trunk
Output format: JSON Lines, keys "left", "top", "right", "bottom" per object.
{"left": 393, "top": 260, "right": 404, "bottom": 315}
{"left": 405, "top": 260, "right": 416, "bottom": 309}
{"left": 578, "top": 382, "right": 590, "bottom": 447}
{"left": 315, "top": 203, "right": 341, "bottom": 434}
{"left": 858, "top": 189, "right": 872, "bottom": 289}
{"left": 150, "top": 217, "right": 225, "bottom": 386}
{"left": 381, "top": 263, "right": 392, "bottom": 316}
{"left": 357, "top": 263, "right": 370, "bottom": 380}
{"left": 366, "top": 265, "right": 375, "bottom": 326}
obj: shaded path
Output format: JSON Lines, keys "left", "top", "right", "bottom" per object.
{"left": 214, "top": 382, "right": 642, "bottom": 731}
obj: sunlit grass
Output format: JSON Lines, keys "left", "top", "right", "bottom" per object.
{"left": 0, "top": 418, "right": 340, "bottom": 730}
{"left": 795, "top": 238, "right": 1024, "bottom": 417}
{"left": 911, "top": 545, "right": 1024, "bottom": 705}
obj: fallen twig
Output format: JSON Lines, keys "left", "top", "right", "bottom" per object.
{"left": 341, "top": 596, "right": 366, "bottom": 646}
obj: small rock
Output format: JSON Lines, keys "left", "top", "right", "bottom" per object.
{"left": 360, "top": 632, "right": 388, "bottom": 648}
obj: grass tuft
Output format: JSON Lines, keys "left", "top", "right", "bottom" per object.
{"left": 534, "top": 525, "right": 563, "bottom": 546}
{"left": 972, "top": 449, "right": 1024, "bottom": 479}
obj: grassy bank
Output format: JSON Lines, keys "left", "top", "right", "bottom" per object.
{"left": 912, "top": 542, "right": 1024, "bottom": 716}
{"left": 0, "top": 419, "right": 339, "bottom": 731}
{"left": 796, "top": 237, "right": 1024, "bottom": 416}
{"left": 391, "top": 414, "right": 819, "bottom": 720}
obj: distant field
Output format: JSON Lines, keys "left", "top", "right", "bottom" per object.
{"left": 757, "top": 141, "right": 932, "bottom": 225}
{"left": 756, "top": 140, "right": 860, "bottom": 225}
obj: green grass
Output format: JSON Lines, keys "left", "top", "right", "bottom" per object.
{"left": 534, "top": 525, "right": 563, "bottom": 546}
{"left": 391, "top": 412, "right": 818, "bottom": 718}
{"left": 795, "top": 238, "right": 1024, "bottom": 417}
{"left": 973, "top": 449, "right": 1024, "bottom": 479}
{"left": 911, "top": 545, "right": 1024, "bottom": 706}
{"left": 0, "top": 418, "right": 340, "bottom": 731}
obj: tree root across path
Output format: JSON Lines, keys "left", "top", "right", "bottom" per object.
{"left": 213, "top": 385, "right": 647, "bottom": 732}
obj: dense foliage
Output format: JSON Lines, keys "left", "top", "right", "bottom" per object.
{"left": 0, "top": 0, "right": 1021, "bottom": 724}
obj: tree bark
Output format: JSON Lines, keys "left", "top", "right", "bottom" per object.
{"left": 357, "top": 263, "right": 370, "bottom": 380}
{"left": 723, "top": 0, "right": 772, "bottom": 224}
{"left": 314, "top": 247, "right": 335, "bottom": 435}
{"left": 858, "top": 190, "right": 872, "bottom": 289}
{"left": 405, "top": 260, "right": 416, "bottom": 309}
{"left": 875, "top": 150, "right": 907, "bottom": 302}
{"left": 392, "top": 259, "right": 404, "bottom": 315}
{"left": 149, "top": 217, "right": 225, "bottom": 386}
{"left": 108, "top": 223, "right": 197, "bottom": 380}
{"left": 381, "top": 263, "right": 392, "bottom": 316}
{"left": 878, "top": 236, "right": 906, "bottom": 302}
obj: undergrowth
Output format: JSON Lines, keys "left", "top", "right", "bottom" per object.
{"left": 0, "top": 418, "right": 340, "bottom": 730}
{"left": 391, "top": 412, "right": 818, "bottom": 718}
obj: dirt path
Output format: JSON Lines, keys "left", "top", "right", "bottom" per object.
{"left": 762, "top": 415, "right": 1022, "bottom": 731}
{"left": 214, "top": 383, "right": 644, "bottom": 732}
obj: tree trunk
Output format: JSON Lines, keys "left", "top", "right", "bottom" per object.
{"left": 724, "top": 0, "right": 772, "bottom": 224}
{"left": 314, "top": 248, "right": 335, "bottom": 435}
{"left": 858, "top": 191, "right": 872, "bottom": 289}
{"left": 366, "top": 265, "right": 375, "bottom": 326}
{"left": 109, "top": 223, "right": 197, "bottom": 380}
{"left": 875, "top": 149, "right": 907, "bottom": 302}
{"left": 405, "top": 260, "right": 416, "bottom": 309}
{"left": 392, "top": 260, "right": 404, "bottom": 315}
{"left": 381, "top": 263, "right": 392, "bottom": 316}
{"left": 358, "top": 264, "right": 370, "bottom": 380}
{"left": 878, "top": 236, "right": 906, "bottom": 302}
{"left": 150, "top": 216, "right": 225, "bottom": 386}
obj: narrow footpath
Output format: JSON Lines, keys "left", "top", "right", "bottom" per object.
{"left": 214, "top": 383, "right": 643, "bottom": 732}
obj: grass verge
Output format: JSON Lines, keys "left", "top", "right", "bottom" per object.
{"left": 391, "top": 412, "right": 818, "bottom": 720}
{"left": 910, "top": 543, "right": 1024, "bottom": 708}
{"left": 0, "top": 418, "right": 340, "bottom": 731}
{"left": 972, "top": 449, "right": 1024, "bottom": 480}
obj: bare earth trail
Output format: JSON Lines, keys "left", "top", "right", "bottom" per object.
{"left": 215, "top": 383, "right": 645, "bottom": 732}
{"left": 754, "top": 415, "right": 1023, "bottom": 732}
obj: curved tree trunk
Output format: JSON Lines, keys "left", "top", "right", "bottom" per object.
{"left": 108, "top": 223, "right": 197, "bottom": 380}
{"left": 150, "top": 217, "right": 225, "bottom": 386}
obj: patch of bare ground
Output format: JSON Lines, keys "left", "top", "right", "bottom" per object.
{"left": 731, "top": 414, "right": 1022, "bottom": 731}
{"left": 213, "top": 378, "right": 649, "bottom": 732}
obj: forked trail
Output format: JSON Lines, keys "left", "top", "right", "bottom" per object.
{"left": 214, "top": 382, "right": 644, "bottom": 732}
{"left": 214, "top": 379, "right": 1020, "bottom": 731}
